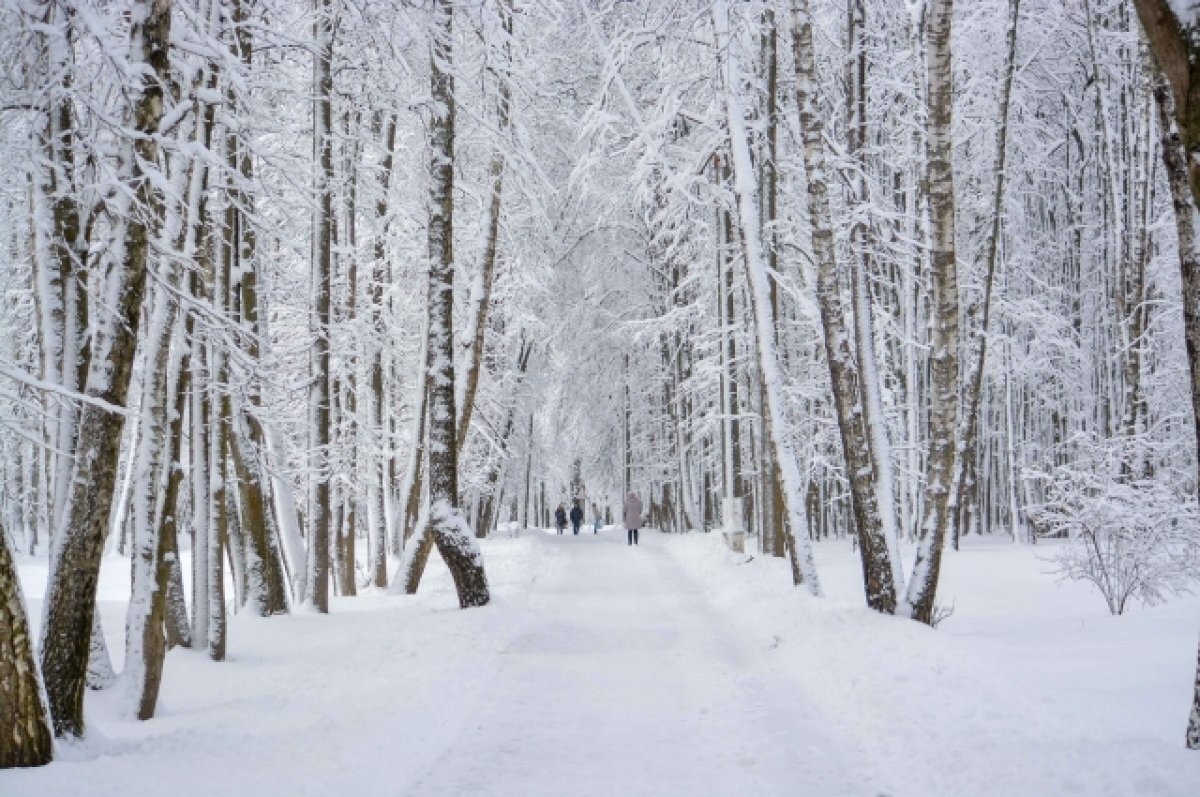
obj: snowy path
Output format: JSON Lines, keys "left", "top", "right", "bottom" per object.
{"left": 8, "top": 530, "right": 869, "bottom": 797}
{"left": 406, "top": 532, "right": 862, "bottom": 796}
{"left": 11, "top": 531, "right": 1200, "bottom": 796}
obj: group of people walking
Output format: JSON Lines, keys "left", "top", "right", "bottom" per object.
{"left": 554, "top": 491, "right": 644, "bottom": 546}
{"left": 554, "top": 503, "right": 591, "bottom": 535}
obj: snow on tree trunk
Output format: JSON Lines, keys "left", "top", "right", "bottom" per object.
{"left": 38, "top": 0, "right": 172, "bottom": 739}
{"left": 307, "top": 0, "right": 335, "bottom": 614}
{"left": 225, "top": 0, "right": 289, "bottom": 616}
{"left": 265, "top": 423, "right": 307, "bottom": 603}
{"left": 368, "top": 112, "right": 397, "bottom": 586}
{"left": 1133, "top": 0, "right": 1200, "bottom": 746}
{"left": 788, "top": 0, "right": 890, "bottom": 607}
{"left": 952, "top": 0, "right": 1020, "bottom": 548}
{"left": 123, "top": 278, "right": 176, "bottom": 720}
{"left": 1190, "top": 636, "right": 1200, "bottom": 749}
{"left": 0, "top": 520, "right": 52, "bottom": 767}
{"left": 713, "top": 0, "right": 821, "bottom": 595}
{"left": 847, "top": 0, "right": 905, "bottom": 591}
{"left": 456, "top": 0, "right": 513, "bottom": 454}
{"left": 190, "top": 324, "right": 211, "bottom": 649}
{"left": 902, "top": 0, "right": 960, "bottom": 626}
{"left": 409, "top": 0, "right": 490, "bottom": 608}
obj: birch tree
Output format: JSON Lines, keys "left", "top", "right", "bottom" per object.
{"left": 713, "top": 0, "right": 821, "bottom": 594}
{"left": 900, "top": 0, "right": 960, "bottom": 625}
{"left": 789, "top": 0, "right": 896, "bottom": 610}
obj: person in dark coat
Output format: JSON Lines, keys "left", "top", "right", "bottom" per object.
{"left": 623, "top": 491, "right": 643, "bottom": 546}
{"left": 569, "top": 502, "right": 584, "bottom": 535}
{"left": 555, "top": 505, "right": 567, "bottom": 535}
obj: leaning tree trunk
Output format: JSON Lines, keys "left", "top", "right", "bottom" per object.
{"left": 1132, "top": 0, "right": 1200, "bottom": 746}
{"left": 788, "top": 0, "right": 891, "bottom": 607}
{"left": 38, "top": 0, "right": 172, "bottom": 739}
{"left": 713, "top": 0, "right": 821, "bottom": 594}
{"left": 902, "top": 0, "right": 960, "bottom": 626}
{"left": 402, "top": 0, "right": 490, "bottom": 607}
{"left": 0, "top": 520, "right": 52, "bottom": 767}
{"left": 457, "top": 0, "right": 513, "bottom": 453}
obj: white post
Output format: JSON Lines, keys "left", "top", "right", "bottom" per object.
{"left": 722, "top": 497, "right": 745, "bottom": 553}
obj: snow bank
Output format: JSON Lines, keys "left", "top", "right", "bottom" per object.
{"left": 662, "top": 534, "right": 1200, "bottom": 796}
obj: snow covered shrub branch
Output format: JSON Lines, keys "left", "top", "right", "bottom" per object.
{"left": 1030, "top": 437, "right": 1200, "bottom": 615}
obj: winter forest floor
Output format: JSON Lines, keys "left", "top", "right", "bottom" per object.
{"left": 6, "top": 531, "right": 1200, "bottom": 797}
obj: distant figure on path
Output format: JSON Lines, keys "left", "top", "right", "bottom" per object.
{"left": 555, "top": 504, "right": 567, "bottom": 535}
{"left": 623, "top": 491, "right": 643, "bottom": 546}
{"left": 592, "top": 504, "right": 603, "bottom": 534}
{"left": 569, "top": 502, "right": 583, "bottom": 535}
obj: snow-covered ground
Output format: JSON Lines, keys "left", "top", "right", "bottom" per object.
{"left": 5, "top": 530, "right": 1200, "bottom": 796}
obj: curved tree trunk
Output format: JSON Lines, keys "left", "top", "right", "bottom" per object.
{"left": 0, "top": 522, "right": 52, "bottom": 767}
{"left": 408, "top": 0, "right": 490, "bottom": 607}
{"left": 38, "top": 0, "right": 172, "bottom": 738}
{"left": 714, "top": 0, "right": 821, "bottom": 595}
{"left": 1132, "top": 0, "right": 1200, "bottom": 747}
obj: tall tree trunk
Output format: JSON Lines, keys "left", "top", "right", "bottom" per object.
{"left": 35, "top": 2, "right": 90, "bottom": 542}
{"left": 953, "top": 0, "right": 1021, "bottom": 546}
{"left": 476, "top": 340, "right": 532, "bottom": 538}
{"left": 404, "top": 0, "right": 490, "bottom": 607}
{"left": 846, "top": 0, "right": 905, "bottom": 588}
{"left": 789, "top": 0, "right": 890, "bottom": 608}
{"left": 457, "top": 0, "right": 514, "bottom": 453}
{"left": 902, "top": 0, "right": 960, "bottom": 625}
{"left": 714, "top": 0, "right": 821, "bottom": 595}
{"left": 1133, "top": 2, "right": 1200, "bottom": 747}
{"left": 369, "top": 113, "right": 397, "bottom": 587}
{"left": 227, "top": 0, "right": 289, "bottom": 616}
{"left": 161, "top": 334, "right": 192, "bottom": 650}
{"left": 0, "top": 520, "right": 52, "bottom": 767}
{"left": 308, "top": 0, "right": 334, "bottom": 613}
{"left": 38, "top": 0, "right": 172, "bottom": 738}
{"left": 123, "top": 278, "right": 177, "bottom": 720}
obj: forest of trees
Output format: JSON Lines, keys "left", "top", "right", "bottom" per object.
{"left": 1, "top": 0, "right": 1200, "bottom": 767}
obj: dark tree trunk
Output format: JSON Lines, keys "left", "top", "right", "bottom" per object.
{"left": 38, "top": 0, "right": 171, "bottom": 738}
{"left": 0, "top": 522, "right": 52, "bottom": 767}
{"left": 403, "top": 0, "right": 490, "bottom": 607}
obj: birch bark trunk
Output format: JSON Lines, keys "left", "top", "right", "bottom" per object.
{"left": 714, "top": 0, "right": 821, "bottom": 594}
{"left": 952, "top": 0, "right": 1020, "bottom": 547}
{"left": 789, "top": 0, "right": 892, "bottom": 608}
{"left": 902, "top": 0, "right": 960, "bottom": 625}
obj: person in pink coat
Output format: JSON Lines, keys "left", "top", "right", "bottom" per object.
{"left": 623, "top": 492, "right": 643, "bottom": 546}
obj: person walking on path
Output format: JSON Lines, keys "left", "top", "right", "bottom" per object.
{"left": 569, "top": 502, "right": 583, "bottom": 535}
{"left": 555, "top": 504, "right": 567, "bottom": 535}
{"left": 623, "top": 491, "right": 643, "bottom": 546}
{"left": 592, "top": 504, "right": 603, "bottom": 534}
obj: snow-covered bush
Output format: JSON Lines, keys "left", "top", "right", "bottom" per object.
{"left": 1030, "top": 442, "right": 1200, "bottom": 615}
